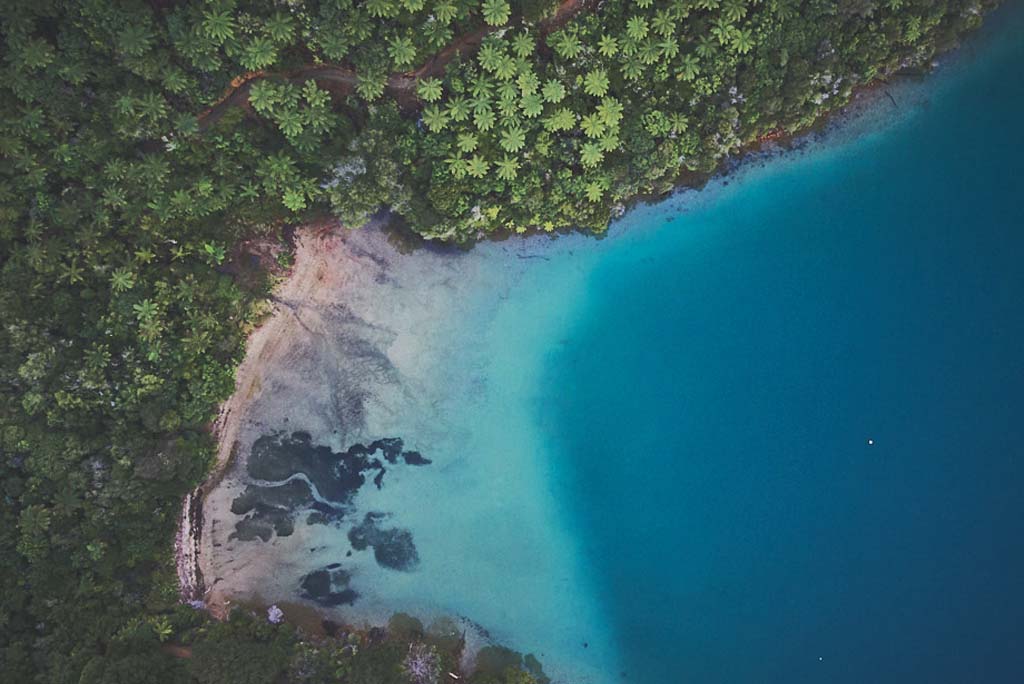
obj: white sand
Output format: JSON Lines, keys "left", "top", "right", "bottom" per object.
{"left": 199, "top": 221, "right": 620, "bottom": 683}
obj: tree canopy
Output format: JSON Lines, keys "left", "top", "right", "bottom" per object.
{"left": 0, "top": 0, "right": 999, "bottom": 680}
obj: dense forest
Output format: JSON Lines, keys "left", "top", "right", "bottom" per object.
{"left": 0, "top": 0, "right": 999, "bottom": 682}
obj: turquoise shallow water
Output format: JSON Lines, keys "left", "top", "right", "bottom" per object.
{"left": 215, "top": 6, "right": 1023, "bottom": 682}
{"left": 529, "top": 5, "right": 1024, "bottom": 683}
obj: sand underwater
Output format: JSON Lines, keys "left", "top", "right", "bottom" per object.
{"left": 197, "top": 5, "right": 1024, "bottom": 683}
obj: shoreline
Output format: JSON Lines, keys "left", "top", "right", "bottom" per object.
{"left": 175, "top": 73, "right": 924, "bottom": 614}
{"left": 174, "top": 2, "right": 1004, "bottom": 644}
{"left": 175, "top": 221, "right": 369, "bottom": 615}
{"left": 341, "top": 64, "right": 940, "bottom": 251}
{"left": 172, "top": 218, "right": 619, "bottom": 682}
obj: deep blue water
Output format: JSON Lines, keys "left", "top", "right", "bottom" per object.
{"left": 542, "top": 6, "right": 1024, "bottom": 683}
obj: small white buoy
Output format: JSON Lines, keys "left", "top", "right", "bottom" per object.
{"left": 819, "top": 656, "right": 823, "bottom": 662}
{"left": 867, "top": 438, "right": 874, "bottom": 446}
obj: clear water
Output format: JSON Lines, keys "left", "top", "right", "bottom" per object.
{"left": 529, "top": 6, "right": 1024, "bottom": 683}
{"left": 363, "top": 7, "right": 1024, "bottom": 680}
{"left": 215, "top": 6, "right": 1024, "bottom": 682}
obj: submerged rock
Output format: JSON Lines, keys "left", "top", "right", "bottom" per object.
{"left": 231, "top": 478, "right": 317, "bottom": 515}
{"left": 401, "top": 450, "right": 432, "bottom": 466}
{"left": 248, "top": 431, "right": 379, "bottom": 502}
{"left": 348, "top": 511, "right": 420, "bottom": 571}
{"left": 231, "top": 503, "right": 296, "bottom": 541}
{"left": 230, "top": 432, "right": 429, "bottom": 543}
{"left": 300, "top": 565, "right": 359, "bottom": 606}
{"left": 247, "top": 431, "right": 428, "bottom": 502}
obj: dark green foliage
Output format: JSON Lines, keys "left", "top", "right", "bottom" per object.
{"left": 0, "top": 1, "right": 316, "bottom": 679}
{"left": 0, "top": 0, "right": 999, "bottom": 681}
{"left": 78, "top": 653, "right": 192, "bottom": 684}
{"left": 469, "top": 645, "right": 546, "bottom": 684}
{"left": 388, "top": 612, "right": 426, "bottom": 641}
{"left": 517, "top": 0, "right": 562, "bottom": 23}
{"left": 288, "top": 627, "right": 452, "bottom": 684}
{"left": 403, "top": 0, "right": 999, "bottom": 239}
{"left": 188, "top": 611, "right": 295, "bottom": 684}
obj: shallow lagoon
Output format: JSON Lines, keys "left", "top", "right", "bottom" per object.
{"left": 203, "top": 5, "right": 1024, "bottom": 682}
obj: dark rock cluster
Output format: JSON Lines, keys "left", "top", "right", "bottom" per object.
{"left": 348, "top": 512, "right": 419, "bottom": 571}
{"left": 229, "top": 431, "right": 430, "bottom": 605}
{"left": 300, "top": 563, "right": 358, "bottom": 606}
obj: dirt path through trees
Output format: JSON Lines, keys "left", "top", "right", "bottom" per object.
{"left": 198, "top": 0, "right": 590, "bottom": 126}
